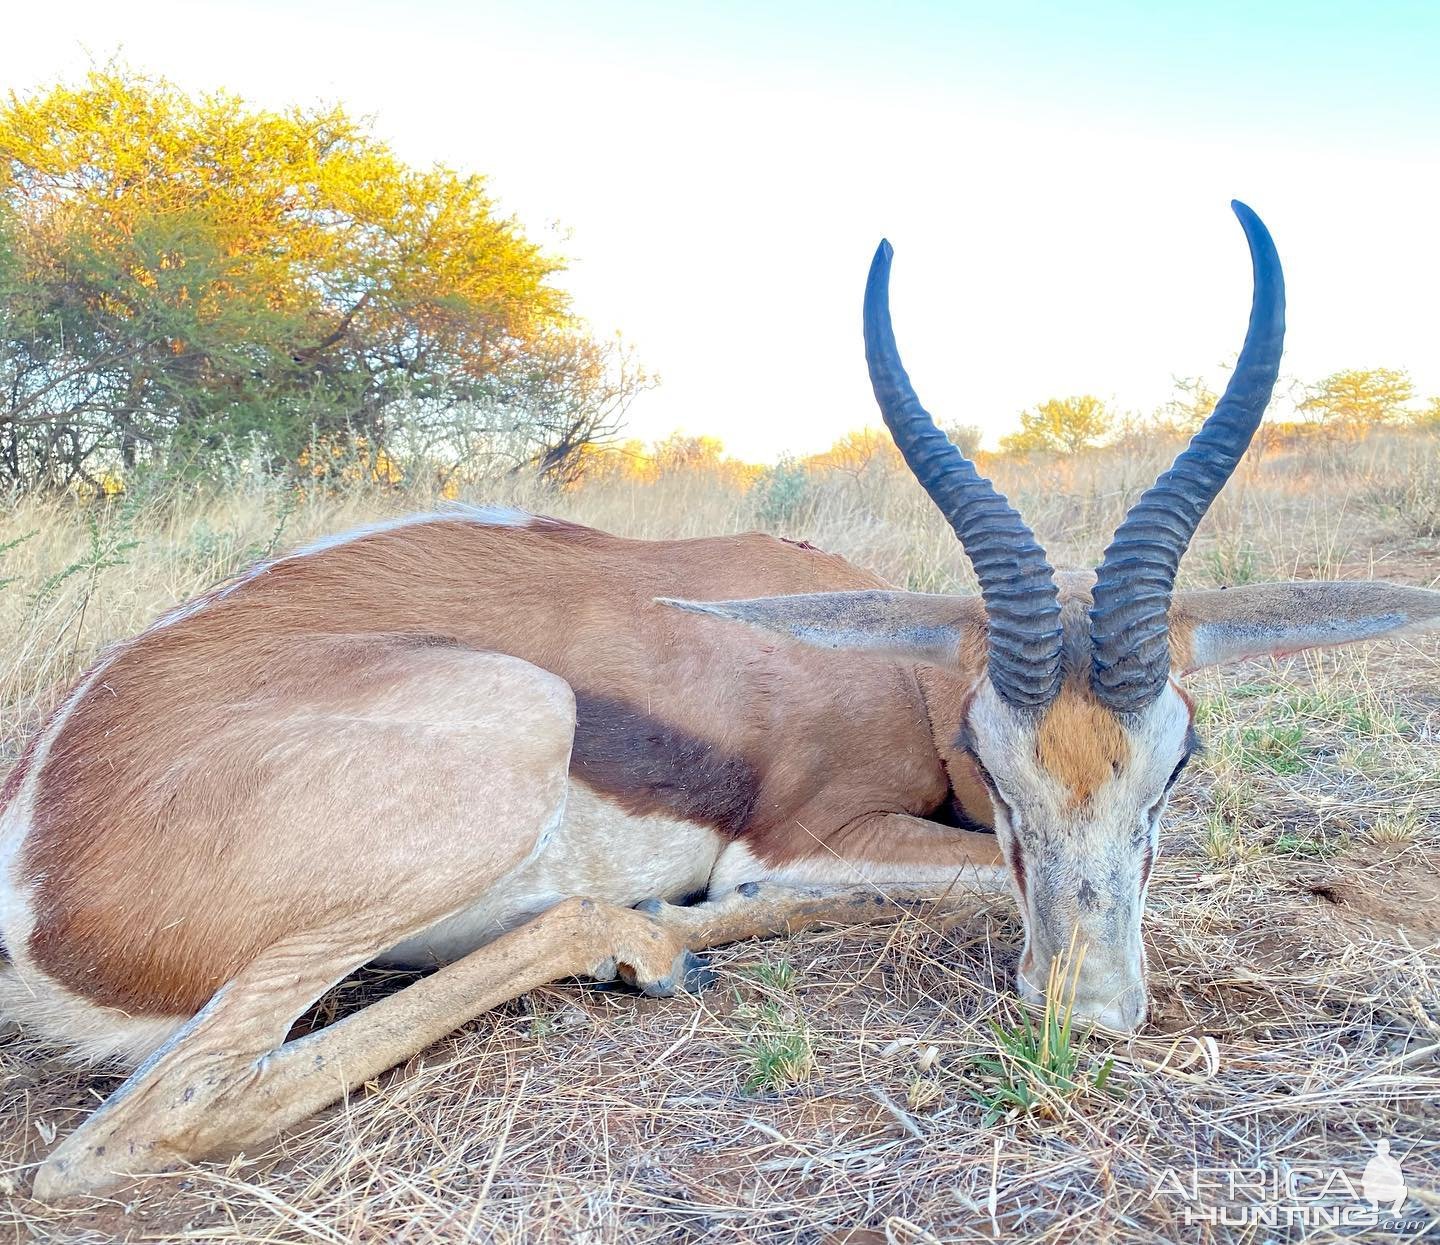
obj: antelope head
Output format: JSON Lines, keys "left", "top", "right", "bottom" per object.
{"left": 668, "top": 203, "right": 1440, "bottom": 1031}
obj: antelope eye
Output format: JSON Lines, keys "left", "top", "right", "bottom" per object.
{"left": 963, "top": 749, "right": 1002, "bottom": 797}
{"left": 1166, "top": 730, "right": 1204, "bottom": 792}
{"left": 964, "top": 750, "right": 1016, "bottom": 822}
{"left": 1165, "top": 754, "right": 1190, "bottom": 791}
{"left": 966, "top": 749, "right": 996, "bottom": 790}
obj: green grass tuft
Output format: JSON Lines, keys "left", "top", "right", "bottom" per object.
{"left": 741, "top": 957, "right": 797, "bottom": 992}
{"left": 739, "top": 1002, "right": 814, "bottom": 1091}
{"left": 966, "top": 948, "right": 1119, "bottom": 1125}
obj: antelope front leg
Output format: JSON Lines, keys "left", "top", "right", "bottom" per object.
{"left": 640, "top": 877, "right": 1008, "bottom": 953}
{"left": 643, "top": 815, "right": 1011, "bottom": 951}
{"left": 34, "top": 898, "right": 701, "bottom": 1203}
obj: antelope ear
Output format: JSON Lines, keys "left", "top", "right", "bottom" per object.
{"left": 658, "top": 590, "right": 988, "bottom": 667}
{"left": 1170, "top": 581, "right": 1440, "bottom": 673}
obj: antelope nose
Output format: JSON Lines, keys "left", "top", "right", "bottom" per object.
{"left": 1071, "top": 991, "right": 1147, "bottom": 1035}
{"left": 1016, "top": 968, "right": 1148, "bottom": 1034}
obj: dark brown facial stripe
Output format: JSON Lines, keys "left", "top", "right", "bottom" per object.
{"left": 1009, "top": 835, "right": 1029, "bottom": 909}
{"left": 570, "top": 693, "right": 760, "bottom": 836}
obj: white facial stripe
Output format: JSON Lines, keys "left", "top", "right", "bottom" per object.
{"left": 960, "top": 679, "right": 1192, "bottom": 1029}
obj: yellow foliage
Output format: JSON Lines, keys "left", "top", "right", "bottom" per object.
{"left": 73, "top": 470, "right": 126, "bottom": 501}
{"left": 567, "top": 434, "right": 761, "bottom": 489}
{"left": 0, "top": 64, "right": 568, "bottom": 402}
{"left": 1298, "top": 368, "right": 1415, "bottom": 435}
{"left": 1000, "top": 395, "right": 1113, "bottom": 457}
{"left": 296, "top": 436, "right": 403, "bottom": 488}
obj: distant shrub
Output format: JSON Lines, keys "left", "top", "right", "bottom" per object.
{"left": 1297, "top": 368, "right": 1414, "bottom": 436}
{"left": 999, "top": 395, "right": 1113, "bottom": 457}
{"left": 750, "top": 456, "right": 813, "bottom": 529}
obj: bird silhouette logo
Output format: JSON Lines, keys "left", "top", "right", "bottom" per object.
{"left": 1361, "top": 1140, "right": 1406, "bottom": 1216}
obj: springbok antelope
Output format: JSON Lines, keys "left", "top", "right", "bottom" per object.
{"left": 2, "top": 202, "right": 1437, "bottom": 1200}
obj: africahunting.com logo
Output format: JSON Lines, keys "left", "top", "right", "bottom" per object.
{"left": 1151, "top": 1139, "right": 1425, "bottom": 1230}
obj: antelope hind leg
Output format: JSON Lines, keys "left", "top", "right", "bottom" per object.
{"left": 30, "top": 642, "right": 668, "bottom": 1202}
{"left": 33, "top": 897, "right": 698, "bottom": 1202}
{"left": 36, "top": 874, "right": 973, "bottom": 1200}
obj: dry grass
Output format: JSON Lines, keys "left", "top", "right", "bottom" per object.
{"left": 2, "top": 429, "right": 1438, "bottom": 1242}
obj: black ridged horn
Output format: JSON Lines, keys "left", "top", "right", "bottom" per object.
{"left": 864, "top": 240, "right": 1062, "bottom": 708}
{"left": 1089, "top": 201, "right": 1286, "bottom": 714}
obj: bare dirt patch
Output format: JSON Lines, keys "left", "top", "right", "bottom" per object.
{"left": 1298, "top": 849, "right": 1440, "bottom": 945}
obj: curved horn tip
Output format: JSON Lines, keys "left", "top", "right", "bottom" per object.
{"left": 860, "top": 228, "right": 1063, "bottom": 711}
{"left": 1229, "top": 200, "right": 1279, "bottom": 256}
{"left": 1087, "top": 197, "right": 1284, "bottom": 713}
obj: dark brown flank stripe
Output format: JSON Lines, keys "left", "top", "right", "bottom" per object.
{"left": 570, "top": 693, "right": 760, "bottom": 836}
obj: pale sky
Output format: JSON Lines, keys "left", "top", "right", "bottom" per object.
{"left": 4, "top": 2, "right": 1438, "bottom": 459}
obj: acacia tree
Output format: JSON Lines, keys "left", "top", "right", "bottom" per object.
{"left": 0, "top": 68, "right": 644, "bottom": 490}
{"left": 1000, "top": 394, "right": 1113, "bottom": 456}
{"left": 1297, "top": 368, "right": 1414, "bottom": 435}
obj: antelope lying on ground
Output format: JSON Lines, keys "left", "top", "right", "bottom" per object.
{"left": 2, "top": 203, "right": 1437, "bottom": 1200}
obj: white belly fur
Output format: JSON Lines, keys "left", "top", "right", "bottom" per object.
{"left": 377, "top": 783, "right": 724, "bottom": 967}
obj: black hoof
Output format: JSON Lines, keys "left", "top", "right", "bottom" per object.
{"left": 680, "top": 949, "right": 718, "bottom": 993}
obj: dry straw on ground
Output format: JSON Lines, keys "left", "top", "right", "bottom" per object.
{"left": 2, "top": 430, "right": 1438, "bottom": 1243}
